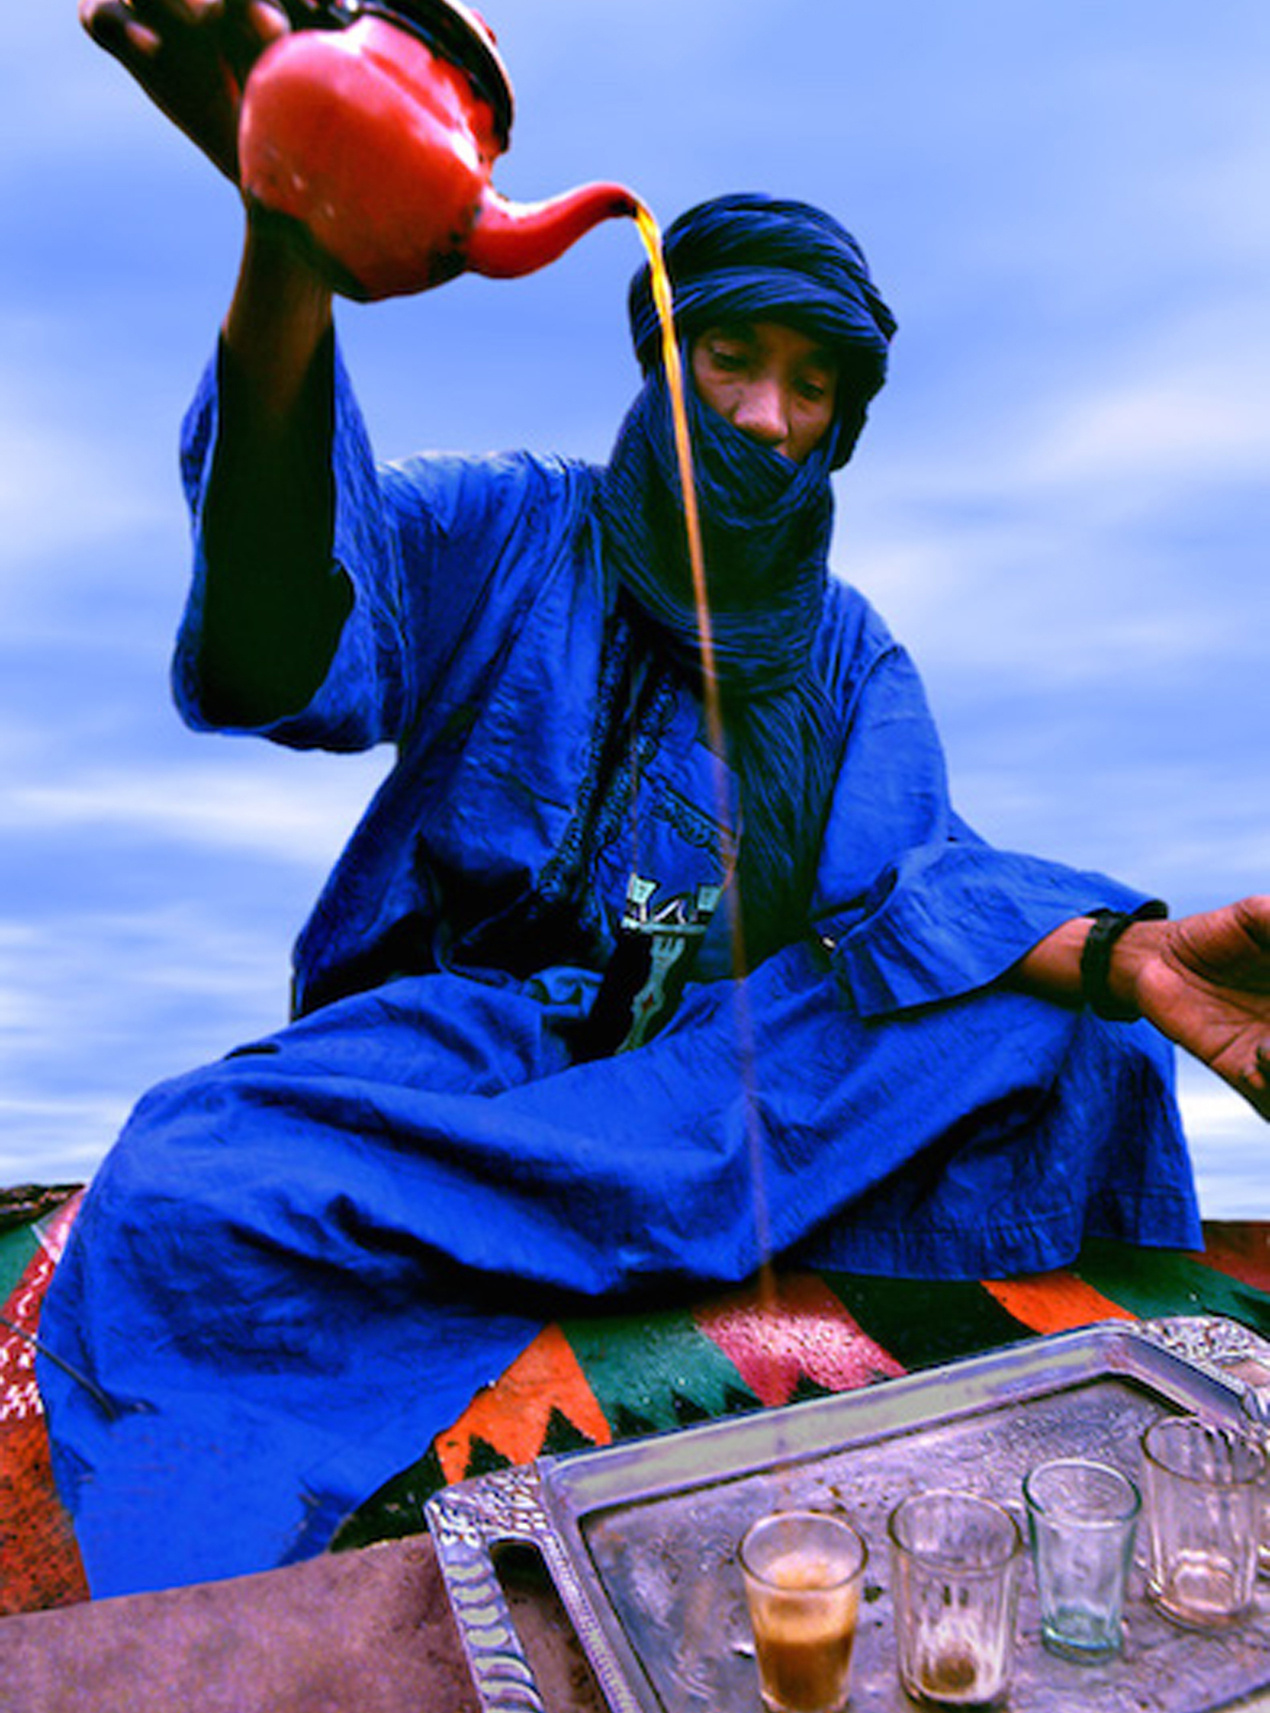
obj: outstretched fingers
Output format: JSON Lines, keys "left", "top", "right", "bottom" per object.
{"left": 1253, "top": 1043, "right": 1270, "bottom": 1112}
{"left": 80, "top": 0, "right": 162, "bottom": 59}
{"left": 77, "top": 0, "right": 292, "bottom": 181}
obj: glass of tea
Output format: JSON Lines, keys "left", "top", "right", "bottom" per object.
{"left": 887, "top": 1489, "right": 1023, "bottom": 1707}
{"left": 739, "top": 1509, "right": 868, "bottom": 1713}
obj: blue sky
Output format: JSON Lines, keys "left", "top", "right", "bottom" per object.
{"left": 2, "top": 1, "right": 1266, "bottom": 1205}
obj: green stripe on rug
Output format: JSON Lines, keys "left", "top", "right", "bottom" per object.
{"left": 563, "top": 1306, "right": 760, "bottom": 1438}
{"left": 818, "top": 1274, "right": 1030, "bottom": 1372}
{"left": 0, "top": 1224, "right": 39, "bottom": 1310}
{"left": 1073, "top": 1240, "right": 1270, "bottom": 1336}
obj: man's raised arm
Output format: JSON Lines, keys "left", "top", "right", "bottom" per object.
{"left": 80, "top": 0, "right": 353, "bottom": 726}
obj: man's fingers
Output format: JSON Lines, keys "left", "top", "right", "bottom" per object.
{"left": 82, "top": 0, "right": 289, "bottom": 66}
{"left": 246, "top": 1, "right": 291, "bottom": 44}
{"left": 81, "top": 0, "right": 202, "bottom": 56}
{"left": 1236, "top": 1042, "right": 1270, "bottom": 1121}
{"left": 131, "top": 0, "right": 215, "bottom": 24}
{"left": 79, "top": 1, "right": 147, "bottom": 53}
{"left": 222, "top": 0, "right": 291, "bottom": 47}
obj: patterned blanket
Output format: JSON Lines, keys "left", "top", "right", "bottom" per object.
{"left": 0, "top": 1187, "right": 87, "bottom": 1614}
{"left": 2, "top": 1186, "right": 1267, "bottom": 1610}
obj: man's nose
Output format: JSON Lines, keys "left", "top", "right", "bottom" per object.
{"left": 732, "top": 378, "right": 789, "bottom": 448}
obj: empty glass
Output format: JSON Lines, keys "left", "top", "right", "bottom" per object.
{"left": 1240, "top": 1395, "right": 1270, "bottom": 1578}
{"left": 1023, "top": 1457, "right": 1140, "bottom": 1661}
{"left": 888, "top": 1490, "right": 1022, "bottom": 1707}
{"left": 1141, "top": 1414, "right": 1265, "bottom": 1629}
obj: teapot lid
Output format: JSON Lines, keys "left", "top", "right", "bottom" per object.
{"left": 286, "top": 0, "right": 514, "bottom": 145}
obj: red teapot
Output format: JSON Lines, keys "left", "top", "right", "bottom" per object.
{"left": 237, "top": 0, "right": 639, "bottom": 300}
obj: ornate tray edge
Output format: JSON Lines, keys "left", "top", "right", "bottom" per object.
{"left": 427, "top": 1461, "right": 650, "bottom": 1713}
{"left": 427, "top": 1314, "right": 1270, "bottom": 1713}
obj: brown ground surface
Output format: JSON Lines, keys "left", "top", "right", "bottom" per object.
{"left": 0, "top": 1533, "right": 602, "bottom": 1712}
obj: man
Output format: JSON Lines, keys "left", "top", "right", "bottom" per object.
{"left": 41, "top": 0, "right": 1269, "bottom": 1597}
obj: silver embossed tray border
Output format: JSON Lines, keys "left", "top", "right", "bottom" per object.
{"left": 427, "top": 1316, "right": 1270, "bottom": 1713}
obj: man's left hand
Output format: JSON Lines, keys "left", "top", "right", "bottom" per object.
{"left": 1120, "top": 896, "right": 1270, "bottom": 1120}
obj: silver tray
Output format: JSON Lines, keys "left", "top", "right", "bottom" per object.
{"left": 427, "top": 1316, "right": 1270, "bottom": 1712}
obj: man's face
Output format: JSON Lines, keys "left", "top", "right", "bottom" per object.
{"left": 689, "top": 320, "right": 838, "bottom": 465}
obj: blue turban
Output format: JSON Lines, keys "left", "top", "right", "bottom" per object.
{"left": 626, "top": 193, "right": 897, "bottom": 468}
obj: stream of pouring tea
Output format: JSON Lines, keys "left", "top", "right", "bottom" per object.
{"left": 631, "top": 204, "right": 801, "bottom": 1696}
{"left": 632, "top": 202, "right": 776, "bottom": 1295}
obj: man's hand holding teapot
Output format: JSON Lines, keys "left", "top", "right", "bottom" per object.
{"left": 78, "top": 0, "right": 292, "bottom": 180}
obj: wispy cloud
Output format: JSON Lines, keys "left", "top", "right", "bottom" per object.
{"left": 839, "top": 300, "right": 1270, "bottom": 691}
{"left": 0, "top": 904, "right": 299, "bottom": 1180}
{"left": 1176, "top": 1063, "right": 1267, "bottom": 1220}
{"left": 1, "top": 757, "right": 386, "bottom": 865}
{"left": 0, "top": 406, "right": 169, "bottom": 568}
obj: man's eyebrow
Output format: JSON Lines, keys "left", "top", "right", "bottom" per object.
{"left": 703, "top": 320, "right": 758, "bottom": 342}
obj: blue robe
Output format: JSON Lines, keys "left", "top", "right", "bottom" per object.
{"left": 39, "top": 345, "right": 1200, "bottom": 1596}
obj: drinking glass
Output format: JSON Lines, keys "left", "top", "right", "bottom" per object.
{"left": 739, "top": 1509, "right": 868, "bottom": 1713}
{"left": 1240, "top": 1396, "right": 1270, "bottom": 1578}
{"left": 887, "top": 1490, "right": 1022, "bottom": 1707}
{"left": 1023, "top": 1457, "right": 1140, "bottom": 1661}
{"left": 1141, "top": 1414, "right": 1265, "bottom": 1629}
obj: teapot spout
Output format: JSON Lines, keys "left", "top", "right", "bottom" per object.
{"left": 466, "top": 181, "right": 640, "bottom": 279}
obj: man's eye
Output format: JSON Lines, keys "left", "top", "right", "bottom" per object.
{"left": 709, "top": 346, "right": 748, "bottom": 372}
{"left": 796, "top": 375, "right": 832, "bottom": 402}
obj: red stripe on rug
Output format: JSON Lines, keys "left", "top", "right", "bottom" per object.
{"left": 982, "top": 1270, "right": 1135, "bottom": 1336}
{"left": 1197, "top": 1224, "right": 1270, "bottom": 1296}
{"left": 1, "top": 1199, "right": 89, "bottom": 1612}
{"left": 434, "top": 1323, "right": 613, "bottom": 1485}
{"left": 696, "top": 1272, "right": 905, "bottom": 1408}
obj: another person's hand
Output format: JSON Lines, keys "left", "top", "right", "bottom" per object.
{"left": 1121, "top": 896, "right": 1270, "bottom": 1120}
{"left": 78, "top": 0, "right": 291, "bottom": 180}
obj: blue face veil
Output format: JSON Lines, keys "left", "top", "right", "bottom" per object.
{"left": 599, "top": 193, "right": 897, "bottom": 954}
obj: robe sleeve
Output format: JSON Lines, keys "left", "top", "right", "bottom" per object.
{"left": 172, "top": 336, "right": 405, "bottom": 750}
{"left": 811, "top": 599, "right": 1156, "bottom": 1017}
{"left": 171, "top": 336, "right": 588, "bottom": 753}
